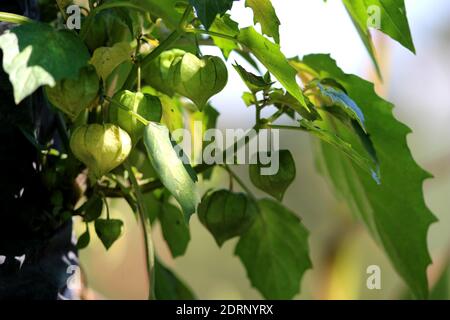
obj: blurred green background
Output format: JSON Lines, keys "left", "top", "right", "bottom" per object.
{"left": 76, "top": 0, "right": 450, "bottom": 300}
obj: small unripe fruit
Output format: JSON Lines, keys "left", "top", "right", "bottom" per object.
{"left": 169, "top": 53, "right": 228, "bottom": 110}
{"left": 197, "top": 190, "right": 257, "bottom": 246}
{"left": 46, "top": 67, "right": 99, "bottom": 121}
{"left": 109, "top": 90, "right": 162, "bottom": 144}
{"left": 70, "top": 124, "right": 131, "bottom": 179}
{"left": 143, "top": 49, "right": 186, "bottom": 97}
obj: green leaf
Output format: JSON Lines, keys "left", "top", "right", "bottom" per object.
{"left": 159, "top": 203, "right": 191, "bottom": 257}
{"left": 94, "top": 218, "right": 124, "bottom": 250}
{"left": 155, "top": 257, "right": 196, "bottom": 300}
{"left": 300, "top": 54, "right": 436, "bottom": 299}
{"left": 268, "top": 89, "right": 319, "bottom": 121}
{"left": 142, "top": 87, "right": 185, "bottom": 134}
{"left": 197, "top": 190, "right": 258, "bottom": 246}
{"left": 0, "top": 22, "right": 90, "bottom": 104}
{"left": 83, "top": 195, "right": 104, "bottom": 222}
{"left": 300, "top": 119, "right": 379, "bottom": 181}
{"left": 429, "top": 262, "right": 450, "bottom": 300}
{"left": 235, "top": 199, "right": 311, "bottom": 299}
{"left": 245, "top": 0, "right": 280, "bottom": 43}
{"left": 313, "top": 81, "right": 366, "bottom": 133}
{"left": 143, "top": 122, "right": 199, "bottom": 220}
{"left": 161, "top": 96, "right": 185, "bottom": 134}
{"left": 189, "top": 104, "right": 219, "bottom": 179}
{"left": 143, "top": 191, "right": 162, "bottom": 223}
{"left": 233, "top": 63, "right": 273, "bottom": 93}
{"left": 76, "top": 228, "right": 90, "bottom": 250}
{"left": 89, "top": 42, "right": 133, "bottom": 80}
{"left": 209, "top": 14, "right": 240, "bottom": 59}
{"left": 342, "top": 0, "right": 415, "bottom": 68}
{"left": 142, "top": 49, "right": 186, "bottom": 97}
{"left": 249, "top": 150, "right": 296, "bottom": 201}
{"left": 241, "top": 92, "right": 255, "bottom": 107}
{"left": 189, "top": 0, "right": 237, "bottom": 29}
{"left": 131, "top": 0, "right": 186, "bottom": 28}
{"left": 343, "top": 3, "right": 382, "bottom": 77}
{"left": 238, "top": 27, "right": 308, "bottom": 110}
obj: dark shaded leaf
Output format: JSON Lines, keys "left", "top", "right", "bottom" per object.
{"left": 159, "top": 203, "right": 190, "bottom": 257}
{"left": 94, "top": 219, "right": 124, "bottom": 250}
{"left": 249, "top": 150, "right": 296, "bottom": 201}
{"left": 198, "top": 190, "right": 257, "bottom": 246}
{"left": 235, "top": 199, "right": 311, "bottom": 299}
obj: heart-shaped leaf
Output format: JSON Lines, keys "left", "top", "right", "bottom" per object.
{"left": 235, "top": 199, "right": 311, "bottom": 299}
{"left": 94, "top": 219, "right": 124, "bottom": 250}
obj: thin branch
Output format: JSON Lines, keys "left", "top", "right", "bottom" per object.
{"left": 125, "top": 161, "right": 155, "bottom": 300}
{"left": 222, "top": 164, "right": 257, "bottom": 201}
{"left": 184, "top": 27, "right": 239, "bottom": 43}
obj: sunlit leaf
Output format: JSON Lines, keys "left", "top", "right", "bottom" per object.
{"left": 0, "top": 22, "right": 89, "bottom": 104}
{"left": 245, "top": 0, "right": 280, "bottom": 43}
{"left": 300, "top": 54, "right": 436, "bottom": 299}
{"left": 238, "top": 27, "right": 307, "bottom": 110}
{"left": 143, "top": 122, "right": 199, "bottom": 220}
{"left": 90, "top": 42, "right": 133, "bottom": 80}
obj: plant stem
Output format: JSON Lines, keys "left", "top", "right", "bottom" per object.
{"left": 122, "top": 30, "right": 182, "bottom": 90}
{"left": 222, "top": 164, "right": 257, "bottom": 201}
{"left": 0, "top": 12, "right": 33, "bottom": 24}
{"left": 137, "top": 65, "right": 142, "bottom": 92}
{"left": 103, "top": 197, "right": 110, "bottom": 220}
{"left": 100, "top": 124, "right": 261, "bottom": 198}
{"left": 94, "top": 1, "right": 145, "bottom": 13}
{"left": 184, "top": 27, "right": 239, "bottom": 42}
{"left": 266, "top": 108, "right": 286, "bottom": 124}
{"left": 125, "top": 161, "right": 155, "bottom": 300}
{"left": 267, "top": 124, "right": 308, "bottom": 132}
{"left": 122, "top": 6, "right": 193, "bottom": 91}
{"left": 135, "top": 34, "right": 142, "bottom": 93}
{"left": 103, "top": 96, "right": 149, "bottom": 125}
{"left": 55, "top": 112, "right": 70, "bottom": 153}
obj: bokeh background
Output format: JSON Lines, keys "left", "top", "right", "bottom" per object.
{"left": 76, "top": 0, "right": 450, "bottom": 299}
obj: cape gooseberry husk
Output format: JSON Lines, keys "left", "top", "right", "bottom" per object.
{"left": 109, "top": 90, "right": 162, "bottom": 144}
{"left": 84, "top": 10, "right": 132, "bottom": 51}
{"left": 45, "top": 67, "right": 99, "bottom": 121}
{"left": 197, "top": 189, "right": 258, "bottom": 246}
{"left": 142, "top": 49, "right": 186, "bottom": 97}
{"left": 70, "top": 124, "right": 132, "bottom": 179}
{"left": 169, "top": 53, "right": 228, "bottom": 110}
